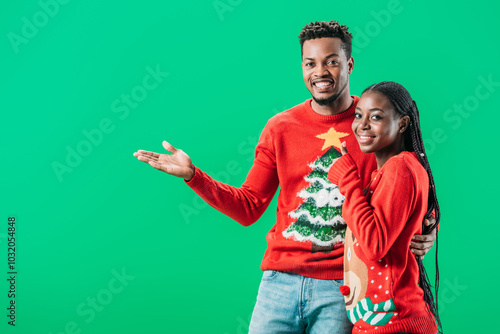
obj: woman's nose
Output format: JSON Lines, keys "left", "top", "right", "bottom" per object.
{"left": 360, "top": 117, "right": 370, "bottom": 130}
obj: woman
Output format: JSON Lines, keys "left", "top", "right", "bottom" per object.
{"left": 329, "top": 81, "right": 441, "bottom": 334}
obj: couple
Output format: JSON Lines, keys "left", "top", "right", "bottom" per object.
{"left": 133, "top": 21, "right": 441, "bottom": 334}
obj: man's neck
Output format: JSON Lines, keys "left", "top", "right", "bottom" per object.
{"left": 310, "top": 93, "right": 353, "bottom": 116}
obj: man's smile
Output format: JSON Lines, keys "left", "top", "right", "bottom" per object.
{"left": 312, "top": 79, "right": 334, "bottom": 92}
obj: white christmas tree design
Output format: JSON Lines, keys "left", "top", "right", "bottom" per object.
{"left": 282, "top": 127, "right": 350, "bottom": 253}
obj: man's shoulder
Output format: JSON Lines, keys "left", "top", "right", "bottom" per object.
{"left": 266, "top": 99, "right": 310, "bottom": 127}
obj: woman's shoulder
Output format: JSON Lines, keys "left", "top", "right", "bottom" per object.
{"left": 384, "top": 151, "right": 428, "bottom": 183}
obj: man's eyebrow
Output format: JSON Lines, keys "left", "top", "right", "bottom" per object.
{"left": 303, "top": 53, "right": 340, "bottom": 61}
{"left": 325, "top": 53, "right": 340, "bottom": 58}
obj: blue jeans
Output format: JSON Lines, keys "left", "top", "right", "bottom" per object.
{"left": 249, "top": 270, "right": 352, "bottom": 334}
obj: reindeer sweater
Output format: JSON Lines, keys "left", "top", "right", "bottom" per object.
{"left": 328, "top": 151, "right": 437, "bottom": 333}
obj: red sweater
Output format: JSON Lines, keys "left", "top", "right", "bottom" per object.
{"left": 185, "top": 97, "right": 376, "bottom": 279}
{"left": 328, "top": 151, "right": 437, "bottom": 333}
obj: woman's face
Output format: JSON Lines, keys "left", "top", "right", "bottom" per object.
{"left": 352, "top": 91, "right": 407, "bottom": 155}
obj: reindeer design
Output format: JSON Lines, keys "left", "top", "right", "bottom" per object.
{"left": 341, "top": 228, "right": 398, "bottom": 328}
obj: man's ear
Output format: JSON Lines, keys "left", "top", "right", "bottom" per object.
{"left": 399, "top": 115, "right": 411, "bottom": 133}
{"left": 348, "top": 57, "right": 354, "bottom": 74}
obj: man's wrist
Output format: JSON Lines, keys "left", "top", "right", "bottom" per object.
{"left": 184, "top": 164, "right": 195, "bottom": 182}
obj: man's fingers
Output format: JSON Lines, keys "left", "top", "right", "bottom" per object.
{"left": 149, "top": 160, "right": 176, "bottom": 174}
{"left": 410, "top": 242, "right": 424, "bottom": 250}
{"left": 148, "top": 160, "right": 161, "bottom": 170}
{"left": 135, "top": 150, "right": 160, "bottom": 158}
{"left": 411, "top": 219, "right": 436, "bottom": 256}
{"left": 410, "top": 241, "right": 432, "bottom": 250}
{"left": 411, "top": 233, "right": 435, "bottom": 242}
{"left": 411, "top": 234, "right": 428, "bottom": 242}
{"left": 411, "top": 249, "right": 427, "bottom": 256}
{"left": 162, "top": 140, "right": 177, "bottom": 154}
{"left": 137, "top": 154, "right": 159, "bottom": 164}
{"left": 136, "top": 153, "right": 158, "bottom": 161}
{"left": 424, "top": 217, "right": 436, "bottom": 227}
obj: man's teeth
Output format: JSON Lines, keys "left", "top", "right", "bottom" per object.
{"left": 315, "top": 82, "right": 332, "bottom": 87}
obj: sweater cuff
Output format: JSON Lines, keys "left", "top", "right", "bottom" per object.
{"left": 328, "top": 153, "right": 358, "bottom": 186}
{"left": 184, "top": 165, "right": 202, "bottom": 188}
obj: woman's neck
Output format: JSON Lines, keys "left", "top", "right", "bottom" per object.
{"left": 375, "top": 151, "right": 399, "bottom": 170}
{"left": 374, "top": 136, "right": 407, "bottom": 169}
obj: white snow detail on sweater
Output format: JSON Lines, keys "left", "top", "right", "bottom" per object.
{"left": 281, "top": 230, "right": 345, "bottom": 247}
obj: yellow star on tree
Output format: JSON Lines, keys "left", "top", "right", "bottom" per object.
{"left": 316, "top": 128, "right": 350, "bottom": 150}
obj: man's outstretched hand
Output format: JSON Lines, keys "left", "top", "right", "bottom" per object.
{"left": 133, "top": 141, "right": 195, "bottom": 181}
{"left": 410, "top": 218, "right": 437, "bottom": 258}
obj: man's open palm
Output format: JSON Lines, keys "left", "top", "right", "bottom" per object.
{"left": 133, "top": 141, "right": 195, "bottom": 180}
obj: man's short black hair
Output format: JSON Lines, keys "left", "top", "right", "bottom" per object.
{"left": 299, "top": 21, "right": 353, "bottom": 59}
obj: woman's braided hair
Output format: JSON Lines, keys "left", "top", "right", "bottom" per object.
{"left": 362, "top": 81, "right": 442, "bottom": 332}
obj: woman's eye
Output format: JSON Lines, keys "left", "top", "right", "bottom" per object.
{"left": 354, "top": 113, "right": 362, "bottom": 119}
{"left": 371, "top": 115, "right": 382, "bottom": 120}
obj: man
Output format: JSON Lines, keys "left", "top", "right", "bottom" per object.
{"left": 133, "top": 21, "right": 435, "bottom": 333}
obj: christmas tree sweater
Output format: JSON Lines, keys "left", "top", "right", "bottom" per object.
{"left": 185, "top": 97, "right": 376, "bottom": 279}
{"left": 328, "top": 151, "right": 437, "bottom": 333}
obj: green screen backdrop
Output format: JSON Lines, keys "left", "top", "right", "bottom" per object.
{"left": 2, "top": 0, "right": 498, "bottom": 333}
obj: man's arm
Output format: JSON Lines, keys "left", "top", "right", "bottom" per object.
{"left": 183, "top": 161, "right": 279, "bottom": 226}
{"left": 133, "top": 125, "right": 279, "bottom": 226}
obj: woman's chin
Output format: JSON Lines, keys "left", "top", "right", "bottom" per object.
{"left": 358, "top": 146, "right": 374, "bottom": 154}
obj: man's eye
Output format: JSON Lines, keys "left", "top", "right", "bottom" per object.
{"left": 328, "top": 60, "right": 338, "bottom": 65}
{"left": 305, "top": 62, "right": 314, "bottom": 67}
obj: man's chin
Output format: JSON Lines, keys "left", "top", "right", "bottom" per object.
{"left": 312, "top": 94, "right": 340, "bottom": 106}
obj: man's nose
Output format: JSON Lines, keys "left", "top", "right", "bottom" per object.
{"left": 314, "top": 63, "right": 329, "bottom": 77}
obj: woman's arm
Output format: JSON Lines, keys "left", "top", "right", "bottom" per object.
{"left": 329, "top": 153, "right": 418, "bottom": 261}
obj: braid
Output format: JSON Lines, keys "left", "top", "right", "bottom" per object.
{"left": 363, "top": 81, "right": 443, "bottom": 333}
{"left": 409, "top": 101, "right": 442, "bottom": 332}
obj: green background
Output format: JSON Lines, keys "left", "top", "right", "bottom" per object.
{"left": 1, "top": 0, "right": 497, "bottom": 333}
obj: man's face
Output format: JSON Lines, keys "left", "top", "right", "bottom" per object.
{"left": 302, "top": 37, "right": 353, "bottom": 106}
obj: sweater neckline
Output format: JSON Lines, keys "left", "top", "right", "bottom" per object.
{"left": 303, "top": 96, "right": 359, "bottom": 123}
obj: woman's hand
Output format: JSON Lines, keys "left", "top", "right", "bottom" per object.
{"left": 341, "top": 141, "right": 348, "bottom": 155}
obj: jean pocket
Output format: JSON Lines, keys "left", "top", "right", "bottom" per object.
{"left": 261, "top": 270, "right": 280, "bottom": 281}
{"left": 329, "top": 279, "right": 344, "bottom": 288}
